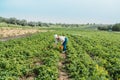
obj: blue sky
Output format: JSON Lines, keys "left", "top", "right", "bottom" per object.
{"left": 0, "top": 0, "right": 120, "bottom": 24}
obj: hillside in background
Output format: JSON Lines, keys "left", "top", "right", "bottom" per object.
{"left": 1, "top": 16, "right": 119, "bottom": 31}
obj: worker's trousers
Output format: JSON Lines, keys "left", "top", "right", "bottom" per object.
{"left": 62, "top": 37, "right": 68, "bottom": 51}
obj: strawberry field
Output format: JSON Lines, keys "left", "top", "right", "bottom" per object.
{"left": 65, "top": 31, "right": 120, "bottom": 80}
{"left": 0, "top": 28, "right": 120, "bottom": 80}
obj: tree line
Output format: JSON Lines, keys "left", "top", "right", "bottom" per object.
{"left": 0, "top": 16, "right": 82, "bottom": 27}
{"left": 97, "top": 24, "right": 120, "bottom": 31}
{"left": 0, "top": 17, "right": 52, "bottom": 27}
{"left": 0, "top": 16, "right": 120, "bottom": 31}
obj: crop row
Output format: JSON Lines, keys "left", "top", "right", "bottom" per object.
{"left": 0, "top": 32, "right": 60, "bottom": 80}
{"left": 65, "top": 33, "right": 120, "bottom": 80}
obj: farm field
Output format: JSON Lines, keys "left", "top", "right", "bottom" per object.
{"left": 0, "top": 27, "right": 120, "bottom": 80}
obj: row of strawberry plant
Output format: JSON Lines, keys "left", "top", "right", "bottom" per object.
{"left": 0, "top": 32, "right": 60, "bottom": 80}
{"left": 64, "top": 34, "right": 109, "bottom": 80}
{"left": 71, "top": 32, "right": 120, "bottom": 80}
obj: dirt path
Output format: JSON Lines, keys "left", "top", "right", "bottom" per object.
{"left": 58, "top": 53, "right": 69, "bottom": 80}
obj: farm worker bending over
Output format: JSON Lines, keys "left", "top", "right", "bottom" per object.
{"left": 54, "top": 34, "right": 68, "bottom": 53}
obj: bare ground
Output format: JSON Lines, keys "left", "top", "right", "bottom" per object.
{"left": 58, "top": 53, "right": 69, "bottom": 80}
{"left": 0, "top": 27, "right": 48, "bottom": 41}
{"left": 19, "top": 76, "right": 35, "bottom": 80}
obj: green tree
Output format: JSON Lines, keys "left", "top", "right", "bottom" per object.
{"left": 28, "top": 21, "right": 36, "bottom": 27}
{"left": 0, "top": 17, "right": 3, "bottom": 22}
{"left": 112, "top": 23, "right": 120, "bottom": 31}
{"left": 19, "top": 19, "right": 27, "bottom": 26}
{"left": 8, "top": 18, "right": 17, "bottom": 24}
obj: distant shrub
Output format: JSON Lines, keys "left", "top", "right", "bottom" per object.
{"left": 0, "top": 22, "right": 8, "bottom": 27}
{"left": 97, "top": 25, "right": 112, "bottom": 31}
{"left": 112, "top": 23, "right": 120, "bottom": 31}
